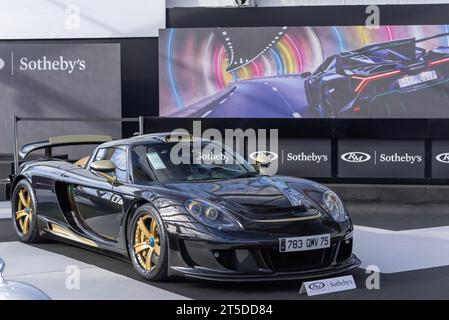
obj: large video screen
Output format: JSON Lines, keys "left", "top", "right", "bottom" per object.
{"left": 159, "top": 25, "right": 449, "bottom": 118}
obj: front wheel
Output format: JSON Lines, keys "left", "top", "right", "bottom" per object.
{"left": 12, "top": 179, "right": 41, "bottom": 243}
{"left": 128, "top": 204, "right": 169, "bottom": 281}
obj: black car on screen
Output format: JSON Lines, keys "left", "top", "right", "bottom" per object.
{"left": 302, "top": 32, "right": 449, "bottom": 117}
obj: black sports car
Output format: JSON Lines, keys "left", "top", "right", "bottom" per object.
{"left": 302, "top": 32, "right": 449, "bottom": 117}
{"left": 11, "top": 133, "right": 360, "bottom": 281}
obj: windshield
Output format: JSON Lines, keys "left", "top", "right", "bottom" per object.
{"left": 130, "top": 141, "right": 257, "bottom": 183}
{"left": 341, "top": 39, "right": 416, "bottom": 68}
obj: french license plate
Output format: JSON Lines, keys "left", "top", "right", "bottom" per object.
{"left": 279, "top": 234, "right": 330, "bottom": 253}
{"left": 398, "top": 70, "right": 437, "bottom": 88}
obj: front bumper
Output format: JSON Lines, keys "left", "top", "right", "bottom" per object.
{"left": 167, "top": 225, "right": 360, "bottom": 282}
{"left": 171, "top": 254, "right": 360, "bottom": 282}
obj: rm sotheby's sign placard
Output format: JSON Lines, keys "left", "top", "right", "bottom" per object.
{"left": 300, "top": 275, "right": 356, "bottom": 296}
{"left": 337, "top": 139, "right": 425, "bottom": 178}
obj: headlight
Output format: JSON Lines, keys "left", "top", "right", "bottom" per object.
{"left": 184, "top": 199, "right": 242, "bottom": 231}
{"left": 322, "top": 190, "right": 347, "bottom": 222}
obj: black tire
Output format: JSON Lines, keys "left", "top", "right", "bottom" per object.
{"left": 127, "top": 204, "right": 169, "bottom": 281}
{"left": 12, "top": 179, "right": 41, "bottom": 243}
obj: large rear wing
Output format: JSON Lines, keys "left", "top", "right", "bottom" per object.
{"left": 19, "top": 135, "right": 113, "bottom": 159}
{"left": 339, "top": 38, "right": 415, "bottom": 60}
{"left": 13, "top": 116, "right": 144, "bottom": 174}
{"left": 339, "top": 32, "right": 449, "bottom": 60}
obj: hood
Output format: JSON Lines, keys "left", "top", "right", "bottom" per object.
{"left": 166, "top": 176, "right": 325, "bottom": 221}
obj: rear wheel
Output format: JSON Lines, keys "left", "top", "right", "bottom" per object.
{"left": 12, "top": 179, "right": 41, "bottom": 243}
{"left": 128, "top": 204, "right": 169, "bottom": 281}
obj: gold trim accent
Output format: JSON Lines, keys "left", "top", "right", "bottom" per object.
{"left": 48, "top": 223, "right": 98, "bottom": 247}
{"left": 134, "top": 215, "right": 161, "bottom": 271}
{"left": 252, "top": 213, "right": 321, "bottom": 223}
{"left": 96, "top": 171, "right": 118, "bottom": 184}
{"left": 15, "top": 187, "right": 32, "bottom": 235}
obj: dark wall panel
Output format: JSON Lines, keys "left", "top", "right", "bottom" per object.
{"left": 167, "top": 4, "right": 449, "bottom": 28}
{"left": 1, "top": 37, "right": 159, "bottom": 140}
{"left": 120, "top": 38, "right": 158, "bottom": 118}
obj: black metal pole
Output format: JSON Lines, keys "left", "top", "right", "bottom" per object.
{"left": 13, "top": 115, "right": 19, "bottom": 175}
{"left": 139, "top": 116, "right": 145, "bottom": 135}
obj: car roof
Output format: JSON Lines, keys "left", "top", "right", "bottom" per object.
{"left": 98, "top": 132, "right": 199, "bottom": 148}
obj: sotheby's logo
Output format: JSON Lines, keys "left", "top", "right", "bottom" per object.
{"left": 379, "top": 153, "right": 422, "bottom": 164}
{"left": 286, "top": 152, "right": 328, "bottom": 164}
{"left": 341, "top": 152, "right": 371, "bottom": 163}
{"left": 436, "top": 152, "right": 449, "bottom": 164}
{"left": 19, "top": 56, "right": 86, "bottom": 74}
{"left": 0, "top": 58, "right": 5, "bottom": 70}
{"left": 196, "top": 151, "right": 230, "bottom": 163}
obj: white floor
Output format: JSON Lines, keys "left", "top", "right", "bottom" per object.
{"left": 0, "top": 201, "right": 11, "bottom": 219}
{"left": 3, "top": 202, "right": 188, "bottom": 300}
{"left": 354, "top": 225, "right": 449, "bottom": 273}
{"left": 0, "top": 242, "right": 188, "bottom": 300}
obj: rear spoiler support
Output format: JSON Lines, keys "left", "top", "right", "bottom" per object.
{"left": 13, "top": 116, "right": 144, "bottom": 174}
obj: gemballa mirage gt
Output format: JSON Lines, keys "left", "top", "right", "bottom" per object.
{"left": 11, "top": 133, "right": 360, "bottom": 281}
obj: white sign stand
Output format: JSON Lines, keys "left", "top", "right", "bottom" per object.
{"left": 299, "top": 275, "right": 356, "bottom": 296}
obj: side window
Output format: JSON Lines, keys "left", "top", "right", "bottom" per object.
{"left": 95, "top": 148, "right": 107, "bottom": 161}
{"left": 130, "top": 145, "right": 155, "bottom": 183}
{"left": 93, "top": 147, "right": 128, "bottom": 182}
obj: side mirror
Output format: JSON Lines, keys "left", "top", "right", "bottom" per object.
{"left": 300, "top": 71, "right": 312, "bottom": 78}
{"left": 91, "top": 160, "right": 116, "bottom": 172}
{"left": 90, "top": 160, "right": 117, "bottom": 183}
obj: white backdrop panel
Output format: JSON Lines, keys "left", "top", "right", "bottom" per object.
{"left": 0, "top": 0, "right": 165, "bottom": 39}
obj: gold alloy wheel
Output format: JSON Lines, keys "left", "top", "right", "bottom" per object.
{"left": 16, "top": 187, "right": 33, "bottom": 235}
{"left": 133, "top": 214, "right": 161, "bottom": 271}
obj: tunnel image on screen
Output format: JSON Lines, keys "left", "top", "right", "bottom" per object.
{"left": 159, "top": 25, "right": 449, "bottom": 118}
